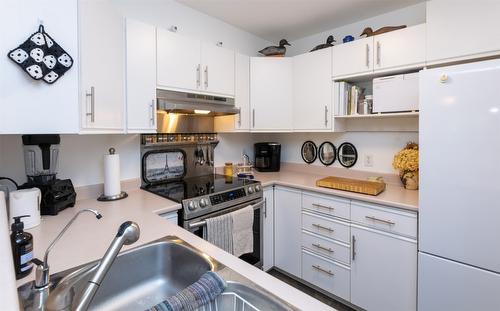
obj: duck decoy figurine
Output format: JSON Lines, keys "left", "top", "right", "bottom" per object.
{"left": 310, "top": 35, "right": 336, "bottom": 52}
{"left": 258, "top": 39, "right": 291, "bottom": 57}
{"left": 360, "top": 25, "right": 407, "bottom": 37}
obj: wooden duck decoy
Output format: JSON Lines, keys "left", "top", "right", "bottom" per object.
{"left": 310, "top": 35, "right": 336, "bottom": 52}
{"left": 258, "top": 39, "right": 291, "bottom": 57}
{"left": 360, "top": 25, "right": 407, "bottom": 37}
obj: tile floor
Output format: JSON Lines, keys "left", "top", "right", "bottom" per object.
{"left": 268, "top": 269, "right": 355, "bottom": 311}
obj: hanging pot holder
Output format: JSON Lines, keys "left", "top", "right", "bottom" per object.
{"left": 7, "top": 25, "right": 73, "bottom": 84}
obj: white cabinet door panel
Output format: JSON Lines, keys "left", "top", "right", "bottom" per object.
{"left": 293, "top": 48, "right": 332, "bottom": 131}
{"left": 332, "top": 37, "right": 373, "bottom": 78}
{"left": 250, "top": 58, "right": 293, "bottom": 131}
{"left": 79, "top": 0, "right": 125, "bottom": 131}
{"left": 351, "top": 225, "right": 417, "bottom": 311}
{"left": 374, "top": 24, "right": 426, "bottom": 71}
{"left": 201, "top": 43, "right": 235, "bottom": 96}
{"left": 274, "top": 187, "right": 301, "bottom": 276}
{"left": 157, "top": 29, "right": 200, "bottom": 92}
{"left": 125, "top": 19, "right": 156, "bottom": 133}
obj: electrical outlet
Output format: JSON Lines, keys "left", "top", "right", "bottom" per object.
{"left": 364, "top": 154, "right": 374, "bottom": 167}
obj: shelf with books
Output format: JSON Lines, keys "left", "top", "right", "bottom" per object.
{"left": 335, "top": 111, "right": 419, "bottom": 119}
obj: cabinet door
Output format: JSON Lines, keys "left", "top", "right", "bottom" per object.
{"left": 332, "top": 37, "right": 373, "bottom": 78}
{"left": 157, "top": 28, "right": 201, "bottom": 92}
{"left": 0, "top": 0, "right": 79, "bottom": 134}
{"left": 427, "top": 1, "right": 500, "bottom": 64}
{"left": 213, "top": 53, "right": 249, "bottom": 132}
{"left": 201, "top": 43, "right": 235, "bottom": 96}
{"left": 274, "top": 187, "right": 301, "bottom": 276}
{"left": 262, "top": 187, "right": 274, "bottom": 271}
{"left": 351, "top": 225, "right": 417, "bottom": 311}
{"left": 79, "top": 0, "right": 124, "bottom": 132}
{"left": 250, "top": 58, "right": 293, "bottom": 132}
{"left": 293, "top": 48, "right": 332, "bottom": 131}
{"left": 125, "top": 19, "right": 156, "bottom": 133}
{"left": 374, "top": 24, "right": 426, "bottom": 72}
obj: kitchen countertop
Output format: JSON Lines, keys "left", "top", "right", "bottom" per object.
{"left": 14, "top": 189, "right": 333, "bottom": 311}
{"left": 253, "top": 170, "right": 418, "bottom": 212}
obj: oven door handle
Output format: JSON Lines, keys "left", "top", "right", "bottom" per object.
{"left": 188, "top": 199, "right": 265, "bottom": 230}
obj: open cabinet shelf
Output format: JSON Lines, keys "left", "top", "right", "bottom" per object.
{"left": 335, "top": 111, "right": 419, "bottom": 119}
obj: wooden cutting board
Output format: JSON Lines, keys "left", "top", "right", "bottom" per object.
{"left": 316, "top": 176, "right": 386, "bottom": 196}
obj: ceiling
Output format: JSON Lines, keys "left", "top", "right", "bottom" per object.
{"left": 176, "top": 0, "right": 424, "bottom": 42}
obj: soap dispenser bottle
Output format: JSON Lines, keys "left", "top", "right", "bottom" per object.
{"left": 11, "top": 215, "right": 34, "bottom": 279}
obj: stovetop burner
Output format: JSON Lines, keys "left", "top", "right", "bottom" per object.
{"left": 142, "top": 174, "right": 258, "bottom": 203}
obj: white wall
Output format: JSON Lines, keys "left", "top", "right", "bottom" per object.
{"left": 287, "top": 2, "right": 426, "bottom": 56}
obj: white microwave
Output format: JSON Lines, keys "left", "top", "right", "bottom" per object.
{"left": 372, "top": 72, "right": 419, "bottom": 113}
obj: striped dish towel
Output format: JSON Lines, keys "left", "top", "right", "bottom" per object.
{"left": 147, "top": 271, "right": 227, "bottom": 311}
{"left": 203, "top": 213, "right": 233, "bottom": 254}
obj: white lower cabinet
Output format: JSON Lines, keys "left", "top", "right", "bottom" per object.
{"left": 351, "top": 225, "right": 417, "bottom": 311}
{"left": 262, "top": 187, "right": 274, "bottom": 271}
{"left": 274, "top": 187, "right": 302, "bottom": 277}
{"left": 302, "top": 249, "right": 351, "bottom": 301}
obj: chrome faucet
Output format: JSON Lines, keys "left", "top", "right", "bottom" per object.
{"left": 33, "top": 209, "right": 102, "bottom": 290}
{"left": 75, "top": 221, "right": 140, "bottom": 311}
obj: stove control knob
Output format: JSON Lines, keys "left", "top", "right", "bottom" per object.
{"left": 248, "top": 186, "right": 255, "bottom": 194}
{"left": 187, "top": 201, "right": 196, "bottom": 211}
{"left": 255, "top": 184, "right": 262, "bottom": 192}
{"left": 199, "top": 198, "right": 208, "bottom": 208}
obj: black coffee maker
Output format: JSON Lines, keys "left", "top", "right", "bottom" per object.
{"left": 254, "top": 143, "right": 281, "bottom": 172}
{"left": 19, "top": 135, "right": 76, "bottom": 215}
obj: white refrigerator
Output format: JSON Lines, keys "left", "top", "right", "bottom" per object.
{"left": 419, "top": 59, "right": 500, "bottom": 310}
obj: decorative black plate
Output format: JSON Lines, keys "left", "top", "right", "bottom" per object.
{"left": 318, "top": 142, "right": 336, "bottom": 166}
{"left": 338, "top": 142, "right": 358, "bottom": 168}
{"left": 301, "top": 141, "right": 317, "bottom": 164}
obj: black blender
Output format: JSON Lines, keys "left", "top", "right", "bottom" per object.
{"left": 19, "top": 135, "right": 76, "bottom": 215}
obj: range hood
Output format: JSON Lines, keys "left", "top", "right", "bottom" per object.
{"left": 156, "top": 89, "right": 240, "bottom": 116}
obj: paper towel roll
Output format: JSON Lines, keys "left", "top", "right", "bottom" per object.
{"left": 104, "top": 150, "right": 121, "bottom": 197}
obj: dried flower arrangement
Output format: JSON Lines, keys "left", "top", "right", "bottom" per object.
{"left": 393, "top": 142, "right": 419, "bottom": 190}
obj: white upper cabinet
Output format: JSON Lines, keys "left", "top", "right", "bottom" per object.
{"left": 157, "top": 29, "right": 201, "bottom": 92}
{"left": 79, "top": 0, "right": 125, "bottom": 132}
{"left": 214, "top": 53, "right": 250, "bottom": 132}
{"left": 293, "top": 48, "right": 332, "bottom": 131}
{"left": 250, "top": 57, "right": 293, "bottom": 132}
{"left": 157, "top": 30, "right": 235, "bottom": 97}
{"left": 332, "top": 37, "right": 374, "bottom": 78}
{"left": 200, "top": 43, "right": 235, "bottom": 96}
{"left": 125, "top": 19, "right": 156, "bottom": 133}
{"left": 427, "top": 1, "right": 500, "bottom": 64}
{"left": 351, "top": 225, "right": 417, "bottom": 311}
{"left": 373, "top": 24, "right": 426, "bottom": 72}
{"left": 0, "top": 0, "right": 79, "bottom": 134}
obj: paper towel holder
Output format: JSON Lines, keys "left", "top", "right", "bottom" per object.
{"left": 97, "top": 148, "right": 128, "bottom": 202}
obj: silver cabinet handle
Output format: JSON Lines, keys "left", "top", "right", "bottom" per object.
{"left": 324, "top": 105, "right": 328, "bottom": 127}
{"left": 312, "top": 243, "right": 334, "bottom": 253}
{"left": 252, "top": 109, "right": 255, "bottom": 128}
{"left": 204, "top": 66, "right": 208, "bottom": 89}
{"left": 312, "top": 265, "right": 334, "bottom": 276}
{"left": 376, "top": 41, "right": 381, "bottom": 66}
{"left": 150, "top": 99, "right": 155, "bottom": 126}
{"left": 85, "top": 86, "right": 95, "bottom": 123}
{"left": 312, "top": 223, "right": 334, "bottom": 232}
{"left": 352, "top": 235, "right": 356, "bottom": 261}
{"left": 365, "top": 44, "right": 370, "bottom": 68}
{"left": 312, "top": 203, "right": 334, "bottom": 211}
{"left": 263, "top": 198, "right": 267, "bottom": 218}
{"left": 238, "top": 111, "right": 242, "bottom": 127}
{"left": 365, "top": 215, "right": 395, "bottom": 225}
{"left": 196, "top": 64, "right": 201, "bottom": 88}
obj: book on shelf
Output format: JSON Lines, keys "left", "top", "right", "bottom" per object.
{"left": 334, "top": 82, "right": 364, "bottom": 116}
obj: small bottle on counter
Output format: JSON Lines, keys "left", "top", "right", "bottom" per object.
{"left": 10, "top": 215, "right": 34, "bottom": 279}
{"left": 224, "top": 162, "right": 234, "bottom": 176}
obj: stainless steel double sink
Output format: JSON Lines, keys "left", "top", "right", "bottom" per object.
{"left": 18, "top": 236, "right": 294, "bottom": 311}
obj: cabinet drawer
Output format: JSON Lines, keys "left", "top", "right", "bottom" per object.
{"left": 302, "top": 249, "right": 350, "bottom": 301}
{"left": 302, "top": 230, "right": 350, "bottom": 265}
{"left": 302, "top": 211, "right": 350, "bottom": 243}
{"left": 302, "top": 192, "right": 350, "bottom": 219}
{"left": 351, "top": 201, "right": 417, "bottom": 238}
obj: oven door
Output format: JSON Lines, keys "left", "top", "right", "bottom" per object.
{"left": 184, "top": 197, "right": 264, "bottom": 268}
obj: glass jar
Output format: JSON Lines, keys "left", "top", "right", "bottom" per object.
{"left": 224, "top": 162, "right": 233, "bottom": 176}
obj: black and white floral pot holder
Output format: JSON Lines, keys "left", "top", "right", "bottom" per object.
{"left": 8, "top": 25, "right": 73, "bottom": 84}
